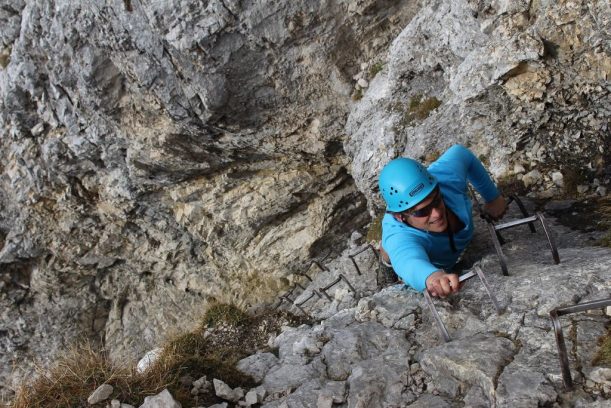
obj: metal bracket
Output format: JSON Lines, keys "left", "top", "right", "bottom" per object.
{"left": 293, "top": 290, "right": 322, "bottom": 315}
{"left": 347, "top": 244, "right": 379, "bottom": 276}
{"left": 488, "top": 211, "right": 560, "bottom": 275}
{"left": 319, "top": 273, "right": 359, "bottom": 301}
{"left": 424, "top": 265, "right": 503, "bottom": 342}
{"left": 549, "top": 298, "right": 611, "bottom": 390}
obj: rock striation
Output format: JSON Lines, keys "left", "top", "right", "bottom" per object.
{"left": 0, "top": 0, "right": 420, "bottom": 393}
{"left": 0, "top": 0, "right": 609, "bottom": 402}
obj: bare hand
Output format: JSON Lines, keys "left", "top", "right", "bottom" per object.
{"left": 484, "top": 195, "right": 507, "bottom": 221}
{"left": 425, "top": 270, "right": 461, "bottom": 298}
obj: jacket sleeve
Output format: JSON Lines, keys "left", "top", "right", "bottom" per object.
{"left": 382, "top": 226, "right": 439, "bottom": 292}
{"left": 433, "top": 144, "right": 500, "bottom": 203}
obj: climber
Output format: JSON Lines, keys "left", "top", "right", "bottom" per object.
{"left": 379, "top": 144, "right": 506, "bottom": 298}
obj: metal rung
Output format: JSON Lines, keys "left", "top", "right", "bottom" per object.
{"left": 494, "top": 215, "right": 538, "bottom": 231}
{"left": 294, "top": 290, "right": 321, "bottom": 308}
{"left": 319, "top": 273, "right": 358, "bottom": 301}
{"left": 298, "top": 272, "right": 313, "bottom": 282}
{"left": 488, "top": 212, "right": 560, "bottom": 275}
{"left": 425, "top": 265, "right": 503, "bottom": 342}
{"left": 550, "top": 298, "right": 611, "bottom": 390}
{"left": 348, "top": 244, "right": 379, "bottom": 276}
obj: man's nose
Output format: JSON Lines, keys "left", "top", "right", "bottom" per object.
{"left": 430, "top": 206, "right": 444, "bottom": 218}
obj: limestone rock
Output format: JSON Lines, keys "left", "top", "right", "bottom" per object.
{"left": 87, "top": 384, "right": 114, "bottom": 405}
{"left": 1, "top": 0, "right": 610, "bottom": 403}
{"left": 237, "top": 352, "right": 279, "bottom": 383}
{"left": 136, "top": 348, "right": 162, "bottom": 374}
{"left": 522, "top": 170, "right": 542, "bottom": 188}
{"left": 421, "top": 334, "right": 516, "bottom": 401}
{"left": 139, "top": 389, "right": 181, "bottom": 408}
{"left": 213, "top": 379, "right": 244, "bottom": 402}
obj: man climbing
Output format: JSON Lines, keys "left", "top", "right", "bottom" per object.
{"left": 379, "top": 144, "right": 506, "bottom": 298}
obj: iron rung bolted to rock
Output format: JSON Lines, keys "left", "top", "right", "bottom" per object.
{"left": 276, "top": 294, "right": 312, "bottom": 317}
{"left": 424, "top": 265, "right": 503, "bottom": 343}
{"left": 470, "top": 188, "right": 536, "bottom": 245}
{"left": 311, "top": 249, "right": 333, "bottom": 273}
{"left": 488, "top": 211, "right": 560, "bottom": 276}
{"left": 550, "top": 297, "right": 611, "bottom": 390}
{"left": 273, "top": 294, "right": 294, "bottom": 311}
{"left": 297, "top": 272, "right": 313, "bottom": 282}
{"left": 348, "top": 244, "right": 379, "bottom": 276}
{"left": 470, "top": 188, "right": 559, "bottom": 275}
{"left": 293, "top": 290, "right": 322, "bottom": 314}
{"left": 274, "top": 277, "right": 310, "bottom": 310}
{"left": 319, "top": 273, "right": 359, "bottom": 301}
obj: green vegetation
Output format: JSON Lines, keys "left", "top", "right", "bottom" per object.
{"left": 0, "top": 47, "right": 11, "bottom": 69}
{"left": 401, "top": 95, "right": 442, "bottom": 126}
{"left": 592, "top": 328, "right": 611, "bottom": 367}
{"left": 10, "top": 342, "right": 167, "bottom": 408}
{"left": 10, "top": 304, "right": 306, "bottom": 408}
{"left": 598, "top": 232, "right": 611, "bottom": 248}
{"left": 478, "top": 154, "right": 490, "bottom": 167}
{"left": 200, "top": 303, "right": 249, "bottom": 328}
{"left": 352, "top": 87, "right": 363, "bottom": 101}
{"left": 366, "top": 213, "right": 384, "bottom": 243}
{"left": 369, "top": 62, "right": 384, "bottom": 78}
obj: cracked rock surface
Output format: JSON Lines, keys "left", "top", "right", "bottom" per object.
{"left": 0, "top": 0, "right": 609, "bottom": 403}
{"left": 256, "top": 203, "right": 611, "bottom": 407}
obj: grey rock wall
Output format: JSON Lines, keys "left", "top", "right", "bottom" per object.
{"left": 0, "top": 0, "right": 420, "bottom": 396}
{"left": 345, "top": 0, "right": 610, "bottom": 209}
{"left": 0, "top": 0, "right": 609, "bottom": 402}
{"left": 245, "top": 208, "right": 611, "bottom": 407}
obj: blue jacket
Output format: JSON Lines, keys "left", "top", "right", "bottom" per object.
{"left": 381, "top": 145, "right": 499, "bottom": 292}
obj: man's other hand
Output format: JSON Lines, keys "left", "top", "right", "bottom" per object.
{"left": 425, "top": 270, "right": 460, "bottom": 298}
{"left": 484, "top": 195, "right": 507, "bottom": 221}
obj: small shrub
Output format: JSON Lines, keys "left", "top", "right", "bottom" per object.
{"left": 9, "top": 305, "right": 306, "bottom": 408}
{"left": 352, "top": 88, "right": 363, "bottom": 101}
{"left": 200, "top": 303, "right": 248, "bottom": 329}
{"left": 592, "top": 328, "right": 611, "bottom": 367}
{"left": 0, "top": 47, "right": 10, "bottom": 69}
{"left": 369, "top": 62, "right": 384, "bottom": 78}
{"left": 366, "top": 213, "right": 384, "bottom": 243}
{"left": 598, "top": 232, "right": 611, "bottom": 248}
{"left": 402, "top": 95, "right": 442, "bottom": 126}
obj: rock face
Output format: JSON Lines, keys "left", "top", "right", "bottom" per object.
{"left": 0, "top": 0, "right": 419, "bottom": 394}
{"left": 0, "top": 0, "right": 609, "bottom": 402}
{"left": 345, "top": 0, "right": 610, "bottom": 209}
{"left": 237, "top": 207, "right": 611, "bottom": 407}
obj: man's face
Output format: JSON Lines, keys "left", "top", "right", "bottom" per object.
{"left": 402, "top": 187, "right": 447, "bottom": 232}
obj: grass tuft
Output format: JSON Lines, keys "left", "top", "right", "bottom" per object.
{"left": 200, "top": 303, "right": 249, "bottom": 329}
{"left": 352, "top": 88, "right": 363, "bottom": 101}
{"left": 10, "top": 342, "right": 168, "bottom": 408}
{"left": 9, "top": 305, "right": 308, "bottom": 408}
{"left": 369, "top": 62, "right": 384, "bottom": 78}
{"left": 366, "top": 213, "right": 384, "bottom": 243}
{"left": 401, "top": 95, "right": 442, "bottom": 127}
{"left": 0, "top": 47, "right": 10, "bottom": 69}
{"left": 592, "top": 327, "right": 611, "bottom": 367}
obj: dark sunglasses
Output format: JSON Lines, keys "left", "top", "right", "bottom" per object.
{"left": 407, "top": 188, "right": 444, "bottom": 218}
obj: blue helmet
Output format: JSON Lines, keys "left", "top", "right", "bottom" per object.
{"left": 379, "top": 157, "right": 437, "bottom": 212}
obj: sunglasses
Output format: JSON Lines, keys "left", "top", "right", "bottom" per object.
{"left": 407, "top": 188, "right": 444, "bottom": 218}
